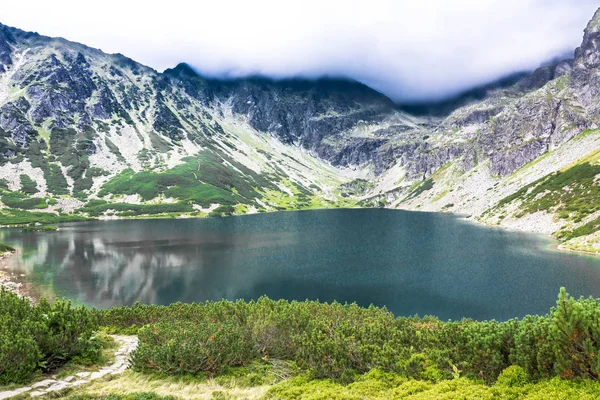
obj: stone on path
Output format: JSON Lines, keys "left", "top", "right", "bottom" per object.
{"left": 46, "top": 382, "right": 69, "bottom": 392}
{"left": 31, "top": 379, "right": 57, "bottom": 389}
{"left": 0, "top": 335, "right": 138, "bottom": 400}
{"left": 0, "top": 387, "right": 31, "bottom": 400}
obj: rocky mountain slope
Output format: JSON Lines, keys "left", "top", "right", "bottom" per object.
{"left": 1, "top": 8, "right": 600, "bottom": 253}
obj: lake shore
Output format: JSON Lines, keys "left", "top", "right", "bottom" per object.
{"left": 0, "top": 249, "right": 37, "bottom": 303}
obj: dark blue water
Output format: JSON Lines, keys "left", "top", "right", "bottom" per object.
{"left": 3, "top": 209, "right": 600, "bottom": 321}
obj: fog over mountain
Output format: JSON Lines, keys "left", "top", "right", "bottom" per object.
{"left": 2, "top": 0, "right": 598, "bottom": 102}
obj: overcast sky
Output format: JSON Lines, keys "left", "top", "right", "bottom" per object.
{"left": 1, "top": 0, "right": 598, "bottom": 102}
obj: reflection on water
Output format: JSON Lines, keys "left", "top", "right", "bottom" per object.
{"left": 3, "top": 209, "right": 600, "bottom": 320}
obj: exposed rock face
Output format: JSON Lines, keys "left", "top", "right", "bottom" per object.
{"left": 0, "top": 25, "right": 14, "bottom": 73}
{"left": 572, "top": 8, "right": 600, "bottom": 117}
{"left": 165, "top": 64, "right": 413, "bottom": 168}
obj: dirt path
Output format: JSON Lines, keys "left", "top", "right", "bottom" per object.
{"left": 0, "top": 335, "right": 138, "bottom": 400}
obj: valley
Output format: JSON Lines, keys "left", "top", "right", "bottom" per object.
{"left": 0, "top": 9, "right": 599, "bottom": 256}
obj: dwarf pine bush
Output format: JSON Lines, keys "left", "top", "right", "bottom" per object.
{"left": 97, "top": 289, "right": 600, "bottom": 384}
{"left": 0, "top": 289, "right": 99, "bottom": 384}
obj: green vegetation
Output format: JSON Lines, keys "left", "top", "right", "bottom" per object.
{"left": 1, "top": 192, "right": 51, "bottom": 210}
{"left": 339, "top": 179, "right": 376, "bottom": 197}
{"left": 19, "top": 174, "right": 38, "bottom": 195}
{"left": 493, "top": 162, "right": 600, "bottom": 240}
{"left": 5, "top": 289, "right": 600, "bottom": 398}
{"left": 264, "top": 370, "right": 600, "bottom": 399}
{"left": 209, "top": 205, "right": 236, "bottom": 217}
{"left": 46, "top": 163, "right": 70, "bottom": 195}
{"left": 497, "top": 163, "right": 600, "bottom": 219}
{"left": 94, "top": 151, "right": 323, "bottom": 213}
{"left": 56, "top": 367, "right": 600, "bottom": 399}
{"left": 132, "top": 321, "right": 255, "bottom": 375}
{"left": 0, "top": 242, "right": 14, "bottom": 253}
{"left": 66, "top": 394, "right": 175, "bottom": 400}
{"left": 78, "top": 200, "right": 194, "bottom": 217}
{"left": 560, "top": 215, "right": 600, "bottom": 241}
{"left": 95, "top": 288, "right": 600, "bottom": 387}
{"left": 405, "top": 178, "right": 434, "bottom": 201}
{"left": 73, "top": 167, "right": 110, "bottom": 199}
{"left": 0, "top": 289, "right": 100, "bottom": 385}
{"left": 21, "top": 224, "right": 58, "bottom": 232}
{"left": 0, "top": 209, "right": 87, "bottom": 225}
{"left": 97, "top": 153, "right": 271, "bottom": 207}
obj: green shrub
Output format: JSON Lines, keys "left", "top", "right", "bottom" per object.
{"left": 496, "top": 365, "right": 529, "bottom": 387}
{"left": 510, "top": 315, "right": 554, "bottom": 379}
{"left": 549, "top": 288, "right": 600, "bottom": 379}
{"left": 46, "top": 163, "right": 70, "bottom": 195}
{"left": 19, "top": 174, "right": 38, "bottom": 195}
{"left": 0, "top": 296, "right": 42, "bottom": 385}
{"left": 0, "top": 289, "right": 98, "bottom": 384}
{"left": 34, "top": 297, "right": 99, "bottom": 370}
{"left": 132, "top": 321, "right": 257, "bottom": 375}
{"left": 458, "top": 320, "right": 513, "bottom": 383}
{"left": 209, "top": 205, "right": 235, "bottom": 217}
{"left": 94, "top": 289, "right": 600, "bottom": 385}
{"left": 72, "top": 332, "right": 113, "bottom": 366}
{"left": 1, "top": 192, "right": 48, "bottom": 210}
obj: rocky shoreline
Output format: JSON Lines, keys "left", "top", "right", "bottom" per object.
{"left": 0, "top": 249, "right": 36, "bottom": 303}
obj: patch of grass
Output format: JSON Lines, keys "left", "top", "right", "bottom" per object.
{"left": 405, "top": 178, "right": 434, "bottom": 201}
{"left": 21, "top": 225, "right": 58, "bottom": 232}
{"left": 494, "top": 162, "right": 600, "bottom": 238}
{"left": 68, "top": 371, "right": 269, "bottom": 400}
{"left": 78, "top": 200, "right": 194, "bottom": 217}
{"left": 66, "top": 393, "right": 175, "bottom": 400}
{"left": 0, "top": 209, "right": 88, "bottom": 225}
{"left": 1, "top": 192, "right": 49, "bottom": 210}
{"left": 97, "top": 153, "right": 265, "bottom": 207}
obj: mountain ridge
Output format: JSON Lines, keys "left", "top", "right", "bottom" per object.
{"left": 1, "top": 9, "right": 600, "bottom": 254}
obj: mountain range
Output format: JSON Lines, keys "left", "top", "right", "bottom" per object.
{"left": 1, "top": 8, "right": 600, "bottom": 253}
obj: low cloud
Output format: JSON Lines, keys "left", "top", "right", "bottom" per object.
{"left": 2, "top": 0, "right": 598, "bottom": 102}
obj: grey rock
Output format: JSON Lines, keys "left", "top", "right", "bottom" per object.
{"left": 0, "top": 387, "right": 32, "bottom": 400}
{"left": 45, "top": 382, "right": 69, "bottom": 392}
{"left": 31, "top": 379, "right": 57, "bottom": 389}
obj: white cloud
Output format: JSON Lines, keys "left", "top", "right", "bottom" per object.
{"left": 1, "top": 0, "right": 597, "bottom": 101}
